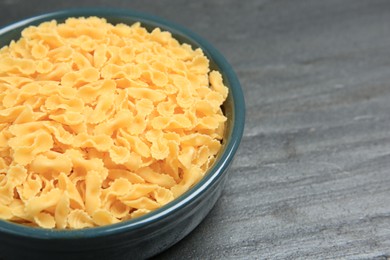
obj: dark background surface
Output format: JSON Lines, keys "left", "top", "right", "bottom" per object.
{"left": 1, "top": 0, "right": 390, "bottom": 259}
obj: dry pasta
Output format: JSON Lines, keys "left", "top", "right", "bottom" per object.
{"left": 0, "top": 17, "right": 228, "bottom": 229}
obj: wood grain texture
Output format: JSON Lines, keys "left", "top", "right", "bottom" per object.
{"left": 1, "top": 0, "right": 390, "bottom": 259}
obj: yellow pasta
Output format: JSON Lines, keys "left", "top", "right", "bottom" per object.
{"left": 0, "top": 204, "right": 13, "bottom": 220}
{"left": 92, "top": 209, "right": 119, "bottom": 226}
{"left": 54, "top": 191, "right": 70, "bottom": 229}
{"left": 0, "top": 17, "right": 228, "bottom": 229}
{"left": 67, "top": 209, "right": 94, "bottom": 229}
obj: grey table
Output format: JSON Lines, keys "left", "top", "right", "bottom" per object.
{"left": 1, "top": 0, "right": 390, "bottom": 259}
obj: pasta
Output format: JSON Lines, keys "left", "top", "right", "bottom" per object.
{"left": 0, "top": 17, "right": 228, "bottom": 229}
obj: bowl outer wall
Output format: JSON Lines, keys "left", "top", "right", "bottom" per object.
{"left": 0, "top": 8, "right": 245, "bottom": 259}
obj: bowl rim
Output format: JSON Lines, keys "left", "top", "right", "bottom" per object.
{"left": 0, "top": 7, "right": 245, "bottom": 239}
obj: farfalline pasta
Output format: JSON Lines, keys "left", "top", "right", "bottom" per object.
{"left": 0, "top": 17, "right": 228, "bottom": 229}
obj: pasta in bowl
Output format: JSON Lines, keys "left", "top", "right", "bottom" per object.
{"left": 0, "top": 8, "right": 244, "bottom": 259}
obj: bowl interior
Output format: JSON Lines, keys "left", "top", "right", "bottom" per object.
{"left": 0, "top": 8, "right": 245, "bottom": 238}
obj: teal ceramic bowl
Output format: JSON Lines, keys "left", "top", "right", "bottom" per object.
{"left": 0, "top": 8, "right": 245, "bottom": 260}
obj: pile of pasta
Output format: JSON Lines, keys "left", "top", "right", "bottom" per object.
{"left": 0, "top": 17, "right": 228, "bottom": 229}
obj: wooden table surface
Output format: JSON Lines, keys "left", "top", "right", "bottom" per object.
{"left": 1, "top": 0, "right": 390, "bottom": 259}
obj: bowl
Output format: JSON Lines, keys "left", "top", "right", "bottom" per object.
{"left": 0, "top": 8, "right": 245, "bottom": 260}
